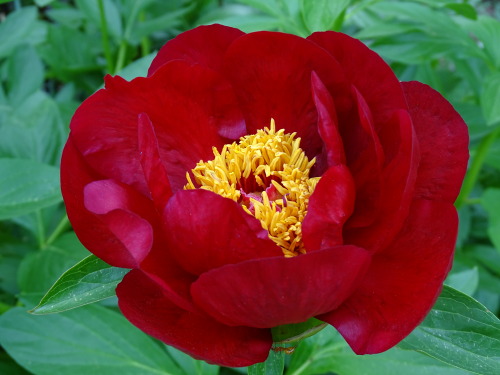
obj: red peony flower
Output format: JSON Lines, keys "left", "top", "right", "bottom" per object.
{"left": 61, "top": 25, "right": 469, "bottom": 367}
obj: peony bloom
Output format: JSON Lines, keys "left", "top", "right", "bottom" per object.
{"left": 61, "top": 25, "right": 469, "bottom": 367}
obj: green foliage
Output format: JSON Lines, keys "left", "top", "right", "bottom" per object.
{"left": 0, "top": 0, "right": 500, "bottom": 374}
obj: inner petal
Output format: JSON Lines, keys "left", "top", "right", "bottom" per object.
{"left": 184, "top": 119, "right": 319, "bottom": 257}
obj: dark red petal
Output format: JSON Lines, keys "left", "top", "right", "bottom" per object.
{"left": 164, "top": 189, "right": 281, "bottom": 275}
{"left": 61, "top": 138, "right": 155, "bottom": 268}
{"left": 321, "top": 199, "right": 458, "bottom": 354}
{"left": 117, "top": 270, "right": 272, "bottom": 367}
{"left": 402, "top": 81, "right": 469, "bottom": 203}
{"left": 191, "top": 246, "right": 370, "bottom": 328}
{"left": 310, "top": 71, "right": 345, "bottom": 173}
{"left": 223, "top": 31, "right": 352, "bottom": 156}
{"left": 302, "top": 165, "right": 355, "bottom": 251}
{"left": 344, "top": 109, "right": 419, "bottom": 251}
{"left": 137, "top": 113, "right": 172, "bottom": 211}
{"left": 70, "top": 60, "right": 244, "bottom": 194}
{"left": 148, "top": 24, "right": 245, "bottom": 76}
{"left": 307, "top": 31, "right": 407, "bottom": 126}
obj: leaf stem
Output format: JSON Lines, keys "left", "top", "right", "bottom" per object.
{"left": 98, "top": 0, "right": 114, "bottom": 74}
{"left": 35, "top": 210, "right": 45, "bottom": 249}
{"left": 456, "top": 127, "right": 500, "bottom": 209}
{"left": 43, "top": 214, "right": 70, "bottom": 248}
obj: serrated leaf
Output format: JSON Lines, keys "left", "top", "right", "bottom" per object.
{"left": 399, "top": 286, "right": 500, "bottom": 375}
{"left": 481, "top": 188, "right": 500, "bottom": 250}
{"left": 32, "top": 254, "right": 129, "bottom": 314}
{"left": 0, "top": 305, "right": 183, "bottom": 375}
{"left": 0, "top": 158, "right": 61, "bottom": 219}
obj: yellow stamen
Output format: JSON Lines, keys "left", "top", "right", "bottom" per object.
{"left": 184, "top": 119, "right": 320, "bottom": 257}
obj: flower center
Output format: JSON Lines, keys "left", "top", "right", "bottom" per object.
{"left": 184, "top": 120, "right": 319, "bottom": 257}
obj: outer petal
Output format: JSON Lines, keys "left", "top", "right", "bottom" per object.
{"left": 191, "top": 246, "right": 370, "bottom": 328}
{"left": 148, "top": 24, "right": 244, "bottom": 76}
{"left": 117, "top": 270, "right": 272, "bottom": 367}
{"left": 321, "top": 199, "right": 458, "bottom": 354}
{"left": 222, "top": 31, "right": 352, "bottom": 156}
{"left": 69, "top": 60, "right": 244, "bottom": 194}
{"left": 164, "top": 189, "right": 281, "bottom": 275}
{"left": 61, "top": 138, "right": 156, "bottom": 268}
{"left": 402, "top": 81, "right": 469, "bottom": 203}
{"left": 302, "top": 165, "right": 355, "bottom": 251}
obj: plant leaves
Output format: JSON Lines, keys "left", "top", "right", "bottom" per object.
{"left": 300, "top": 0, "right": 350, "bottom": 32}
{"left": 480, "top": 73, "right": 500, "bottom": 126}
{"left": 0, "top": 305, "right": 183, "bottom": 375}
{"left": 399, "top": 286, "right": 500, "bottom": 375}
{"left": 481, "top": 188, "right": 500, "bottom": 251}
{"left": 31, "top": 254, "right": 129, "bottom": 314}
{"left": 0, "top": 158, "right": 61, "bottom": 219}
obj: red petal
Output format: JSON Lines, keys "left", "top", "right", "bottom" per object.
{"left": 61, "top": 138, "right": 155, "bottom": 268}
{"left": 191, "top": 246, "right": 370, "bottom": 328}
{"left": 310, "top": 71, "right": 345, "bottom": 173}
{"left": 137, "top": 113, "right": 172, "bottom": 211}
{"left": 148, "top": 24, "right": 244, "bottom": 76}
{"left": 69, "top": 60, "right": 244, "bottom": 194}
{"left": 402, "top": 82, "right": 469, "bottom": 203}
{"left": 302, "top": 165, "right": 355, "bottom": 251}
{"left": 344, "top": 109, "right": 419, "bottom": 251}
{"left": 222, "top": 31, "right": 351, "bottom": 156}
{"left": 117, "top": 269, "right": 272, "bottom": 367}
{"left": 307, "top": 31, "right": 407, "bottom": 126}
{"left": 164, "top": 189, "right": 281, "bottom": 275}
{"left": 321, "top": 199, "right": 458, "bottom": 354}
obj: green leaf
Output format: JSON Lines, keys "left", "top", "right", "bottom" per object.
{"left": 75, "top": 0, "right": 123, "bottom": 42}
{"left": 17, "top": 232, "right": 89, "bottom": 306}
{"left": 6, "top": 45, "right": 44, "bottom": 106}
{"left": 480, "top": 73, "right": 500, "bottom": 126}
{"left": 445, "top": 267, "right": 479, "bottom": 296}
{"left": 444, "top": 3, "right": 477, "bottom": 20}
{"left": 399, "top": 286, "right": 500, "bottom": 375}
{"left": 286, "top": 326, "right": 469, "bottom": 375}
{"left": 32, "top": 254, "right": 129, "bottom": 314}
{"left": 481, "top": 188, "right": 500, "bottom": 250}
{"left": 300, "top": 0, "right": 350, "bottom": 32}
{"left": 165, "top": 346, "right": 219, "bottom": 375}
{"left": 0, "top": 305, "right": 183, "bottom": 375}
{"left": 0, "top": 7, "right": 47, "bottom": 58}
{"left": 0, "top": 352, "right": 30, "bottom": 375}
{"left": 466, "top": 16, "right": 500, "bottom": 69}
{"left": 0, "top": 158, "right": 61, "bottom": 220}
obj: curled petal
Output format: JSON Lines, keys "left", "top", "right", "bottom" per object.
{"left": 191, "top": 246, "right": 370, "bottom": 328}
{"left": 117, "top": 270, "right": 272, "bottom": 367}
{"left": 302, "top": 165, "right": 355, "bottom": 251}
{"left": 137, "top": 113, "right": 172, "bottom": 211}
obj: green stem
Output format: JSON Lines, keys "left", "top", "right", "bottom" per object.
{"left": 248, "top": 347, "right": 285, "bottom": 375}
{"left": 43, "top": 215, "right": 70, "bottom": 248}
{"left": 114, "top": 40, "right": 128, "bottom": 73}
{"left": 139, "top": 11, "right": 151, "bottom": 57}
{"left": 35, "top": 210, "right": 45, "bottom": 249}
{"left": 456, "top": 127, "right": 500, "bottom": 209}
{"left": 98, "top": 0, "right": 114, "bottom": 74}
{"left": 114, "top": 1, "right": 142, "bottom": 73}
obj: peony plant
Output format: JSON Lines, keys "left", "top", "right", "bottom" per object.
{"left": 60, "top": 25, "right": 468, "bottom": 369}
